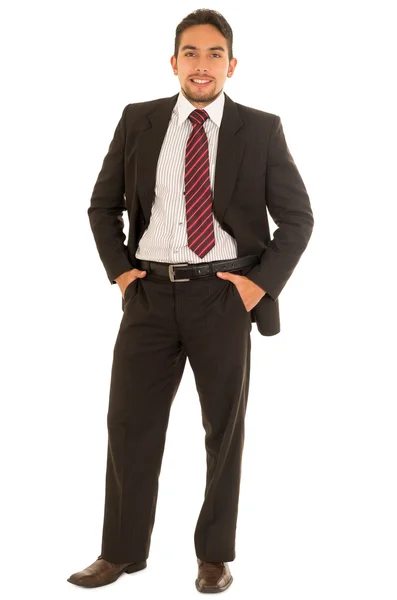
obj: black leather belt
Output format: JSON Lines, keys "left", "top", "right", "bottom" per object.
{"left": 136, "top": 255, "right": 260, "bottom": 282}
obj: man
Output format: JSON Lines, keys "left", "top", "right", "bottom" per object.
{"left": 67, "top": 8, "right": 314, "bottom": 594}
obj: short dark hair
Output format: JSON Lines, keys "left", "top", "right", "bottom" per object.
{"left": 174, "top": 9, "right": 234, "bottom": 62}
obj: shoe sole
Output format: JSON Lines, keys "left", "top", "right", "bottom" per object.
{"left": 67, "top": 560, "right": 147, "bottom": 588}
{"left": 195, "top": 575, "right": 233, "bottom": 593}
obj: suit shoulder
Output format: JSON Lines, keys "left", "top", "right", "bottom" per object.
{"left": 123, "top": 94, "right": 174, "bottom": 115}
{"left": 235, "top": 101, "right": 280, "bottom": 124}
{"left": 119, "top": 95, "right": 176, "bottom": 130}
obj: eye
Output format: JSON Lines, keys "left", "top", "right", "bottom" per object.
{"left": 185, "top": 53, "right": 221, "bottom": 57}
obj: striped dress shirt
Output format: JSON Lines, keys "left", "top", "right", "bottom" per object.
{"left": 135, "top": 90, "right": 238, "bottom": 264}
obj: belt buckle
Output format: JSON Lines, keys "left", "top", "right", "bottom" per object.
{"left": 168, "top": 263, "right": 190, "bottom": 282}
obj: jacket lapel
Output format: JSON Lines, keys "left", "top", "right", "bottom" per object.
{"left": 135, "top": 91, "right": 245, "bottom": 227}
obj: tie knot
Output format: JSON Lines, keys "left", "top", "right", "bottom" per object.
{"left": 188, "top": 109, "right": 209, "bottom": 127}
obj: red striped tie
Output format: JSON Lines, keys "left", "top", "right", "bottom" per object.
{"left": 184, "top": 109, "right": 215, "bottom": 258}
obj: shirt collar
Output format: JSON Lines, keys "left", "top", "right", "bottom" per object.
{"left": 176, "top": 89, "right": 225, "bottom": 128}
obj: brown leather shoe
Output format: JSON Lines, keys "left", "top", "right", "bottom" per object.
{"left": 67, "top": 554, "right": 147, "bottom": 588}
{"left": 195, "top": 558, "right": 233, "bottom": 593}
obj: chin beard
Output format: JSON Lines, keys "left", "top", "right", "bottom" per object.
{"left": 185, "top": 85, "right": 216, "bottom": 99}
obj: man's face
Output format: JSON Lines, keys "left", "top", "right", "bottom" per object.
{"left": 170, "top": 24, "right": 237, "bottom": 108}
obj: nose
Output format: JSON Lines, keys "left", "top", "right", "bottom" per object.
{"left": 196, "top": 62, "right": 209, "bottom": 73}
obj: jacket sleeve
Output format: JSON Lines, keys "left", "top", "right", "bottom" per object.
{"left": 246, "top": 115, "right": 314, "bottom": 300}
{"left": 87, "top": 104, "right": 135, "bottom": 285}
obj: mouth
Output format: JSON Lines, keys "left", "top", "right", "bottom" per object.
{"left": 190, "top": 78, "right": 213, "bottom": 88}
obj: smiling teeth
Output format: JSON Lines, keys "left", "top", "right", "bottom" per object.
{"left": 192, "top": 79, "right": 210, "bottom": 83}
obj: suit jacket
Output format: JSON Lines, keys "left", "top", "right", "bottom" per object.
{"left": 88, "top": 91, "right": 314, "bottom": 336}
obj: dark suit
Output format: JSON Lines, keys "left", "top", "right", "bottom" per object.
{"left": 87, "top": 92, "right": 314, "bottom": 564}
{"left": 88, "top": 91, "right": 314, "bottom": 336}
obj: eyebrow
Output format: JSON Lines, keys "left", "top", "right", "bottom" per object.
{"left": 180, "top": 45, "right": 225, "bottom": 53}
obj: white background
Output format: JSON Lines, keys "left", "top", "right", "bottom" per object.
{"left": 1, "top": 1, "right": 396, "bottom": 598}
